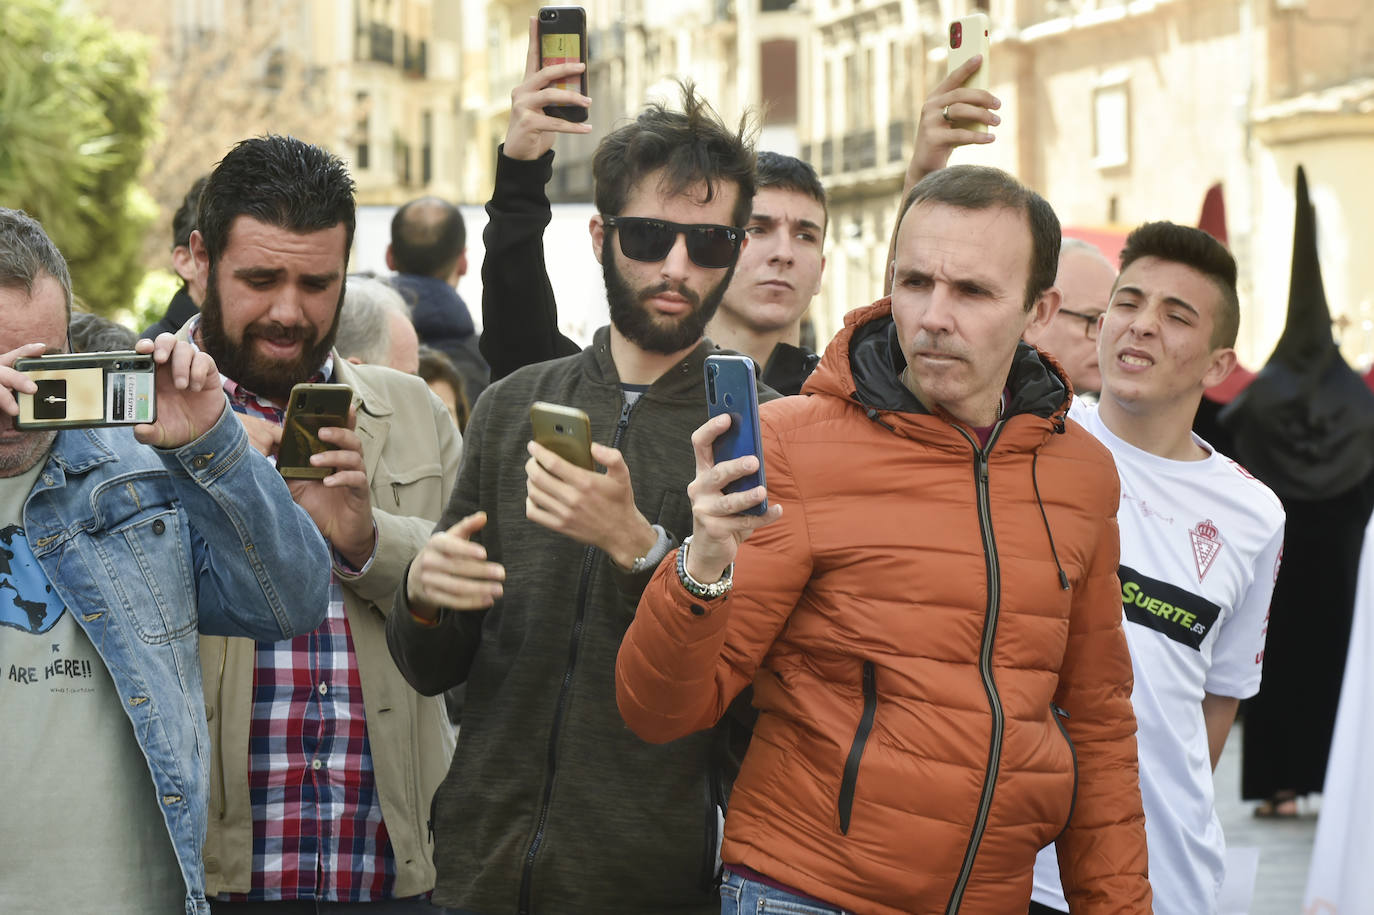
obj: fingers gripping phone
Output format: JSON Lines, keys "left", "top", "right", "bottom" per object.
{"left": 530, "top": 401, "right": 594, "bottom": 470}
{"left": 705, "top": 355, "right": 768, "bottom": 517}
{"left": 277, "top": 383, "right": 353, "bottom": 479}
{"left": 538, "top": 6, "right": 588, "bottom": 122}
{"left": 947, "top": 13, "right": 990, "bottom": 132}
{"left": 14, "top": 351, "right": 156, "bottom": 430}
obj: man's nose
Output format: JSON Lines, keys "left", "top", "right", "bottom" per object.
{"left": 919, "top": 283, "right": 956, "bottom": 333}
{"left": 769, "top": 233, "right": 795, "bottom": 266}
{"left": 264, "top": 285, "right": 308, "bottom": 324}
{"left": 660, "top": 233, "right": 693, "bottom": 282}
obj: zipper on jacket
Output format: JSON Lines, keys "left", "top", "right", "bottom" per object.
{"left": 838, "top": 660, "right": 877, "bottom": 835}
{"left": 945, "top": 423, "right": 1007, "bottom": 915}
{"left": 1050, "top": 704, "right": 1078, "bottom": 843}
{"left": 518, "top": 397, "right": 636, "bottom": 915}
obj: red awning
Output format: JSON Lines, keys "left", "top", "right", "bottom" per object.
{"left": 1062, "top": 225, "right": 1131, "bottom": 267}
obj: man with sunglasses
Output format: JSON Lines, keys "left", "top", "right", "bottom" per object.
{"left": 385, "top": 27, "right": 761, "bottom": 913}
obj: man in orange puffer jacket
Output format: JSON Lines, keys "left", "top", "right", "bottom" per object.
{"left": 617, "top": 165, "right": 1152, "bottom": 915}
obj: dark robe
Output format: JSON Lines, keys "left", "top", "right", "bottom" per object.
{"left": 1219, "top": 166, "right": 1374, "bottom": 798}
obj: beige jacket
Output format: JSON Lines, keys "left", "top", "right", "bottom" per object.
{"left": 199, "top": 356, "right": 461, "bottom": 898}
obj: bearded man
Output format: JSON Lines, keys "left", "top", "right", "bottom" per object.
{"left": 384, "top": 36, "right": 762, "bottom": 913}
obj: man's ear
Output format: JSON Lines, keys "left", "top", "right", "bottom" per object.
{"left": 1025, "top": 286, "right": 1061, "bottom": 336}
{"left": 171, "top": 245, "right": 196, "bottom": 284}
{"left": 812, "top": 255, "right": 827, "bottom": 297}
{"left": 346, "top": 355, "right": 364, "bottom": 365}
{"left": 456, "top": 248, "right": 468, "bottom": 279}
{"left": 590, "top": 214, "right": 606, "bottom": 264}
{"left": 189, "top": 230, "right": 211, "bottom": 287}
{"left": 385, "top": 245, "right": 396, "bottom": 272}
{"left": 1201, "top": 346, "right": 1238, "bottom": 391}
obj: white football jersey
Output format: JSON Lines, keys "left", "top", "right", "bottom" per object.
{"left": 1032, "top": 399, "right": 1285, "bottom": 915}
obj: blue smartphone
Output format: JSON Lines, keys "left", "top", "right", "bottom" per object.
{"left": 705, "top": 354, "right": 767, "bottom": 516}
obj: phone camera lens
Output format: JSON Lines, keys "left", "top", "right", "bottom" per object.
{"left": 555, "top": 424, "right": 566, "bottom": 434}
{"left": 723, "top": 393, "right": 734, "bottom": 408}
{"left": 950, "top": 22, "right": 963, "bottom": 48}
{"left": 113, "top": 362, "right": 122, "bottom": 370}
{"left": 539, "top": 9, "right": 555, "bottom": 19}
{"left": 297, "top": 397, "right": 306, "bottom": 408}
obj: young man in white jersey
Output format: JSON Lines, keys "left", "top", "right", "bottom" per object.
{"left": 1030, "top": 222, "right": 1286, "bottom": 915}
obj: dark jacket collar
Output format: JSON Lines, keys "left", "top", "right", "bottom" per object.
{"left": 809, "top": 299, "right": 1071, "bottom": 429}
{"left": 581, "top": 325, "right": 715, "bottom": 402}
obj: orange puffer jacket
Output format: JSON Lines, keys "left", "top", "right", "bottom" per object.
{"left": 618, "top": 300, "right": 1150, "bottom": 914}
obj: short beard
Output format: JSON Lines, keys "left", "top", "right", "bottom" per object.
{"left": 0, "top": 427, "right": 56, "bottom": 479}
{"left": 603, "top": 251, "right": 731, "bottom": 356}
{"left": 198, "top": 262, "right": 341, "bottom": 403}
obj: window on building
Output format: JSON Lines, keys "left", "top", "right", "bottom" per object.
{"left": 355, "top": 91, "right": 370, "bottom": 170}
{"left": 760, "top": 39, "right": 798, "bottom": 124}
{"left": 1092, "top": 78, "right": 1130, "bottom": 169}
{"left": 422, "top": 111, "right": 433, "bottom": 186}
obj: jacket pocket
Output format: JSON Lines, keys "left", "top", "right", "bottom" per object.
{"left": 1051, "top": 703, "right": 1078, "bottom": 842}
{"left": 374, "top": 461, "right": 445, "bottom": 511}
{"left": 91, "top": 476, "right": 196, "bottom": 644}
{"left": 838, "top": 660, "right": 877, "bottom": 835}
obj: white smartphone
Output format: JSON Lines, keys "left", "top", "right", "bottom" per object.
{"left": 947, "top": 13, "right": 991, "bottom": 132}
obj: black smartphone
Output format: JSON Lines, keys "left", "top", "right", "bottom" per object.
{"left": 705, "top": 355, "right": 767, "bottom": 517}
{"left": 14, "top": 351, "right": 156, "bottom": 430}
{"left": 538, "top": 6, "right": 588, "bottom": 123}
{"left": 530, "top": 401, "right": 594, "bottom": 470}
{"left": 276, "top": 383, "right": 353, "bottom": 479}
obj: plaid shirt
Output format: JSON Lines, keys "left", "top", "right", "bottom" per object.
{"left": 208, "top": 341, "right": 396, "bottom": 902}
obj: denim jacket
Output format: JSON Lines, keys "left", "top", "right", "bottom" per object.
{"left": 21, "top": 402, "right": 331, "bottom": 915}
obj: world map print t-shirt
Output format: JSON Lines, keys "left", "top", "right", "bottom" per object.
{"left": 0, "top": 458, "right": 186, "bottom": 913}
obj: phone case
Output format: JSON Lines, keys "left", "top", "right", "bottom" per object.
{"left": 705, "top": 355, "right": 768, "bottom": 517}
{"left": 14, "top": 351, "right": 156, "bottom": 430}
{"left": 277, "top": 384, "right": 353, "bottom": 479}
{"left": 947, "top": 13, "right": 990, "bottom": 132}
{"left": 530, "top": 401, "right": 593, "bottom": 470}
{"left": 538, "top": 6, "right": 588, "bottom": 123}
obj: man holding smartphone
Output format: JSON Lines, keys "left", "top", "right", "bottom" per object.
{"left": 183, "top": 136, "right": 462, "bottom": 913}
{"left": 616, "top": 165, "right": 1153, "bottom": 914}
{"left": 385, "top": 22, "right": 761, "bottom": 912}
{"left": 0, "top": 207, "right": 331, "bottom": 914}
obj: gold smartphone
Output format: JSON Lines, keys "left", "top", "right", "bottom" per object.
{"left": 529, "top": 401, "right": 593, "bottom": 470}
{"left": 947, "top": 13, "right": 991, "bottom": 132}
{"left": 14, "top": 351, "right": 156, "bottom": 430}
{"left": 277, "top": 383, "right": 353, "bottom": 479}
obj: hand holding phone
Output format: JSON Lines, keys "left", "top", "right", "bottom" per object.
{"left": 537, "top": 7, "right": 588, "bottom": 122}
{"left": 13, "top": 350, "right": 156, "bottom": 430}
{"left": 504, "top": 11, "right": 593, "bottom": 160}
{"left": 946, "top": 14, "right": 991, "bottom": 132}
{"left": 705, "top": 355, "right": 768, "bottom": 517}
{"left": 277, "top": 383, "right": 353, "bottom": 479}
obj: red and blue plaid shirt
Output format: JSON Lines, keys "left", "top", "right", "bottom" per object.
{"left": 207, "top": 341, "right": 396, "bottom": 902}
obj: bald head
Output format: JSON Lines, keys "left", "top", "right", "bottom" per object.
{"left": 1024, "top": 240, "right": 1117, "bottom": 395}
{"left": 388, "top": 197, "right": 466, "bottom": 280}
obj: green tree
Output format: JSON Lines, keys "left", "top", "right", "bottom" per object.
{"left": 0, "top": 0, "right": 157, "bottom": 317}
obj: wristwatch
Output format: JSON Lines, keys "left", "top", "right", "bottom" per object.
{"left": 629, "top": 524, "right": 673, "bottom": 574}
{"left": 676, "top": 535, "right": 733, "bottom": 600}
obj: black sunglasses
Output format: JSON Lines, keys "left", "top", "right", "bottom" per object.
{"left": 603, "top": 216, "right": 744, "bottom": 269}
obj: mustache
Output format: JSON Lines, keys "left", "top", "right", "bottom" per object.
{"left": 244, "top": 322, "right": 314, "bottom": 343}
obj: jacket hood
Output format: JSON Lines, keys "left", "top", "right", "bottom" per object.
{"left": 804, "top": 299, "right": 1070, "bottom": 432}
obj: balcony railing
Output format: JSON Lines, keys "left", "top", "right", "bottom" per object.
{"left": 403, "top": 36, "right": 427, "bottom": 77}
{"left": 369, "top": 22, "right": 395, "bottom": 65}
{"left": 842, "top": 128, "right": 876, "bottom": 171}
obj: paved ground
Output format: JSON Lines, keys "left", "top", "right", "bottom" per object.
{"left": 1214, "top": 721, "right": 1319, "bottom": 915}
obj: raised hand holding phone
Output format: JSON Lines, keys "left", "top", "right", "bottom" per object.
{"left": 682, "top": 360, "right": 783, "bottom": 585}
{"left": 504, "top": 12, "right": 592, "bottom": 161}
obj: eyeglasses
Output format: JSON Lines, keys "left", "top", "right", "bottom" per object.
{"left": 1058, "top": 308, "right": 1104, "bottom": 340}
{"left": 603, "top": 216, "right": 744, "bottom": 270}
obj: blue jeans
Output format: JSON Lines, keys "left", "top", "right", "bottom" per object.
{"left": 719, "top": 869, "right": 849, "bottom": 914}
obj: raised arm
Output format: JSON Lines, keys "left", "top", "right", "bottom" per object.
{"left": 479, "top": 16, "right": 590, "bottom": 379}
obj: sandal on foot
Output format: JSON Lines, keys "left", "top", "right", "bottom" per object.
{"left": 1253, "top": 790, "right": 1299, "bottom": 819}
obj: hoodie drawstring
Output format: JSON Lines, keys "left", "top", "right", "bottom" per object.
{"left": 1031, "top": 450, "right": 1071, "bottom": 591}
